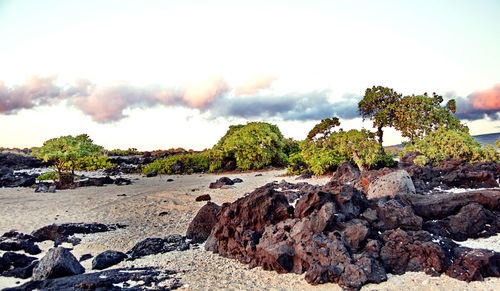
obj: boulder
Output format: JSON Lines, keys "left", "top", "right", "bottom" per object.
{"left": 114, "top": 177, "right": 131, "bottom": 185}
{"left": 329, "top": 161, "right": 360, "bottom": 185}
{"left": 446, "top": 247, "right": 500, "bottom": 281}
{"left": 367, "top": 170, "right": 415, "bottom": 199}
{"left": 0, "top": 252, "right": 38, "bottom": 278}
{"left": 209, "top": 177, "right": 235, "bottom": 189}
{"left": 31, "top": 223, "right": 126, "bottom": 246}
{"left": 32, "top": 247, "right": 84, "bottom": 280}
{"left": 92, "top": 250, "right": 128, "bottom": 270}
{"left": 146, "top": 171, "right": 157, "bottom": 177}
{"left": 195, "top": 194, "right": 211, "bottom": 202}
{"left": 186, "top": 202, "right": 221, "bottom": 243}
{"left": 0, "top": 231, "right": 41, "bottom": 255}
{"left": 128, "top": 234, "right": 190, "bottom": 260}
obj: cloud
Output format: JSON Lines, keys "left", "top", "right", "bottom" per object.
{"left": 182, "top": 76, "right": 229, "bottom": 108}
{"left": 209, "top": 90, "right": 361, "bottom": 121}
{"left": 234, "top": 75, "right": 277, "bottom": 96}
{"left": 454, "top": 84, "right": 500, "bottom": 120}
{"left": 0, "top": 75, "right": 61, "bottom": 114}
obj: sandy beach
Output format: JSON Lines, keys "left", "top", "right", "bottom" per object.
{"left": 1, "top": 170, "right": 498, "bottom": 290}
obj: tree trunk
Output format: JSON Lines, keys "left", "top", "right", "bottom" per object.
{"left": 352, "top": 150, "right": 366, "bottom": 172}
{"left": 377, "top": 126, "right": 384, "bottom": 146}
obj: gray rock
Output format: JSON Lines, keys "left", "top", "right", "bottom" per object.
{"left": 32, "top": 247, "right": 84, "bottom": 280}
{"left": 92, "top": 250, "right": 127, "bottom": 270}
{"left": 367, "top": 170, "right": 415, "bottom": 199}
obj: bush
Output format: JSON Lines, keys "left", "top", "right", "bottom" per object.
{"left": 400, "top": 128, "right": 499, "bottom": 164}
{"left": 496, "top": 138, "right": 500, "bottom": 148}
{"left": 36, "top": 171, "right": 58, "bottom": 181}
{"left": 142, "top": 152, "right": 211, "bottom": 175}
{"left": 210, "top": 122, "right": 288, "bottom": 171}
{"left": 63, "top": 155, "right": 114, "bottom": 171}
{"left": 413, "top": 155, "right": 429, "bottom": 166}
{"left": 107, "top": 148, "right": 142, "bottom": 156}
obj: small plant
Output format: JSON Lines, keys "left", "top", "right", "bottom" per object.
{"left": 413, "top": 155, "right": 429, "bottom": 166}
{"left": 36, "top": 171, "right": 59, "bottom": 181}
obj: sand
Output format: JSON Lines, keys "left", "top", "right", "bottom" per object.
{"left": 0, "top": 170, "right": 498, "bottom": 290}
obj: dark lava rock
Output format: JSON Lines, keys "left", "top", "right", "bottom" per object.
{"left": 186, "top": 202, "right": 221, "bottom": 243}
{"left": 146, "top": 171, "right": 158, "bottom": 177}
{"left": 209, "top": 177, "right": 235, "bottom": 189}
{"left": 329, "top": 161, "right": 361, "bottom": 186}
{"left": 31, "top": 223, "right": 126, "bottom": 246}
{"left": 128, "top": 234, "right": 190, "bottom": 260}
{"left": 167, "top": 178, "right": 174, "bottom": 182}
{"left": 0, "top": 231, "right": 41, "bottom": 255}
{"left": 0, "top": 168, "right": 37, "bottom": 188}
{"left": 195, "top": 194, "right": 211, "bottom": 202}
{"left": 75, "top": 176, "right": 114, "bottom": 187}
{"left": 399, "top": 151, "right": 424, "bottom": 166}
{"left": 423, "top": 202, "right": 499, "bottom": 241}
{"left": 4, "top": 267, "right": 180, "bottom": 291}
{"left": 114, "top": 177, "right": 132, "bottom": 185}
{"left": 232, "top": 178, "right": 244, "bottom": 183}
{"left": 34, "top": 183, "right": 56, "bottom": 193}
{"left": 92, "top": 250, "right": 128, "bottom": 270}
{"left": 158, "top": 211, "right": 169, "bottom": 216}
{"left": 296, "top": 170, "right": 313, "bottom": 179}
{"left": 78, "top": 254, "right": 93, "bottom": 262}
{"left": 32, "top": 247, "right": 84, "bottom": 280}
{"left": 0, "top": 153, "right": 45, "bottom": 169}
{"left": 202, "top": 179, "right": 500, "bottom": 290}
{"left": 1, "top": 252, "right": 38, "bottom": 279}
{"left": 171, "top": 160, "right": 184, "bottom": 173}
{"left": 255, "top": 173, "right": 263, "bottom": 176}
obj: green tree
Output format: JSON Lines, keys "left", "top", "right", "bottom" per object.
{"left": 211, "top": 122, "right": 288, "bottom": 171}
{"left": 306, "top": 117, "right": 340, "bottom": 140}
{"left": 32, "top": 134, "right": 104, "bottom": 183}
{"left": 358, "top": 86, "right": 402, "bottom": 146}
{"left": 392, "top": 93, "right": 464, "bottom": 142}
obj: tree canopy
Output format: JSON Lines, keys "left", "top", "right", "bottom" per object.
{"left": 306, "top": 117, "right": 340, "bottom": 140}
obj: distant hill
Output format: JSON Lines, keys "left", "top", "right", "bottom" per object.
{"left": 473, "top": 132, "right": 500, "bottom": 146}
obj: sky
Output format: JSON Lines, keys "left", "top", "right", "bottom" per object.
{"left": 0, "top": 0, "right": 499, "bottom": 150}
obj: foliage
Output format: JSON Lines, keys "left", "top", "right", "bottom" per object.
{"left": 36, "top": 171, "right": 58, "bottom": 181}
{"left": 142, "top": 152, "right": 211, "bottom": 175}
{"left": 496, "top": 138, "right": 500, "bottom": 148}
{"left": 306, "top": 117, "right": 340, "bottom": 140}
{"left": 107, "top": 148, "right": 142, "bottom": 156}
{"left": 413, "top": 155, "right": 429, "bottom": 167}
{"left": 64, "top": 155, "right": 114, "bottom": 171}
{"left": 400, "top": 128, "right": 499, "bottom": 164}
{"left": 392, "top": 93, "right": 465, "bottom": 142}
{"left": 358, "top": 86, "right": 402, "bottom": 145}
{"left": 31, "top": 134, "right": 104, "bottom": 182}
{"left": 210, "top": 122, "right": 288, "bottom": 171}
{"left": 296, "top": 139, "right": 344, "bottom": 175}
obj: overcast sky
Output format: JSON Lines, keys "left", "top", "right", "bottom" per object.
{"left": 0, "top": 0, "right": 499, "bottom": 150}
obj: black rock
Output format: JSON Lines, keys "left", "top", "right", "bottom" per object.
{"left": 4, "top": 267, "right": 180, "bottom": 291}
{"left": 146, "top": 171, "right": 158, "bottom": 177}
{"left": 232, "top": 178, "right": 244, "bottom": 183}
{"left": 92, "top": 250, "right": 128, "bottom": 270}
{"left": 114, "top": 177, "right": 131, "bottom": 185}
{"left": 31, "top": 223, "right": 126, "bottom": 246}
{"left": 0, "top": 231, "right": 41, "bottom": 255}
{"left": 32, "top": 247, "right": 85, "bottom": 280}
{"left": 128, "top": 234, "right": 190, "bottom": 260}
{"left": 79, "top": 254, "right": 93, "bottom": 262}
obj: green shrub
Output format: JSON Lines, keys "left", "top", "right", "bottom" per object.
{"left": 400, "top": 128, "right": 499, "bottom": 164}
{"left": 142, "top": 152, "right": 211, "bottom": 175}
{"left": 496, "top": 138, "right": 500, "bottom": 148}
{"left": 413, "top": 155, "right": 429, "bottom": 166}
{"left": 298, "top": 140, "right": 344, "bottom": 175}
{"left": 107, "top": 148, "right": 141, "bottom": 156}
{"left": 36, "top": 171, "right": 59, "bottom": 181}
{"left": 210, "top": 122, "right": 288, "bottom": 171}
{"left": 63, "top": 155, "right": 114, "bottom": 171}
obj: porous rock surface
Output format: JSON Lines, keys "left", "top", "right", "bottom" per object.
{"left": 32, "top": 247, "right": 84, "bottom": 280}
{"left": 203, "top": 174, "right": 500, "bottom": 290}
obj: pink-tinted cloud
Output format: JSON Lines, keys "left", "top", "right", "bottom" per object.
{"left": 183, "top": 76, "right": 229, "bottom": 108}
{"left": 234, "top": 75, "right": 277, "bottom": 96}
{"left": 469, "top": 84, "right": 500, "bottom": 111}
{"left": 0, "top": 75, "right": 61, "bottom": 114}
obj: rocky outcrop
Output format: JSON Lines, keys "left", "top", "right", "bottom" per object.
{"left": 186, "top": 202, "right": 221, "bottom": 242}
{"left": 91, "top": 250, "right": 128, "bottom": 270}
{"left": 209, "top": 177, "right": 236, "bottom": 189}
{"left": 203, "top": 180, "right": 500, "bottom": 290}
{"left": 0, "top": 153, "right": 45, "bottom": 169}
{"left": 0, "top": 252, "right": 38, "bottom": 279}
{"left": 0, "top": 231, "right": 41, "bottom": 255}
{"left": 32, "top": 247, "right": 84, "bottom": 280}
{"left": 0, "top": 168, "right": 37, "bottom": 188}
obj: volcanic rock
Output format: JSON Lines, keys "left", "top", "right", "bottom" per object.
{"left": 31, "top": 223, "right": 126, "bottom": 246}
{"left": 128, "top": 234, "right": 190, "bottom": 260}
{"left": 195, "top": 194, "right": 211, "bottom": 202}
{"left": 146, "top": 171, "right": 158, "bottom": 177}
{"left": 0, "top": 252, "right": 38, "bottom": 279}
{"left": 209, "top": 177, "right": 235, "bottom": 189}
{"left": 32, "top": 247, "right": 84, "bottom": 280}
{"left": 4, "top": 267, "right": 180, "bottom": 291}
{"left": 0, "top": 231, "right": 41, "bottom": 255}
{"left": 186, "top": 202, "right": 221, "bottom": 243}
{"left": 92, "top": 250, "right": 128, "bottom": 270}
